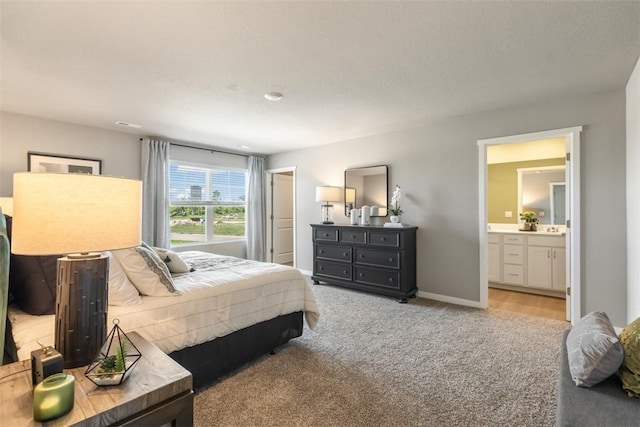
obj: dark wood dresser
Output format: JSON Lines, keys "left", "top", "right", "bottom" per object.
{"left": 310, "top": 224, "right": 418, "bottom": 302}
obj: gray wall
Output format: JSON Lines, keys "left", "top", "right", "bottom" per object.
{"left": 627, "top": 58, "right": 640, "bottom": 323}
{"left": 0, "top": 111, "right": 246, "bottom": 257}
{"left": 1, "top": 112, "right": 141, "bottom": 194}
{"left": 268, "top": 88, "right": 628, "bottom": 327}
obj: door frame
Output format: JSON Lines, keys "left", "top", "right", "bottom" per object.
{"left": 266, "top": 166, "right": 297, "bottom": 266}
{"left": 478, "top": 126, "right": 582, "bottom": 323}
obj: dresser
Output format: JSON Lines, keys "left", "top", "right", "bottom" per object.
{"left": 310, "top": 224, "right": 417, "bottom": 303}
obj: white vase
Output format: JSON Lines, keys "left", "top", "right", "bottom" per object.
{"left": 390, "top": 215, "right": 399, "bottom": 223}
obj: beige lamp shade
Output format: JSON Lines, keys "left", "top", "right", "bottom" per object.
{"left": 0, "top": 197, "right": 13, "bottom": 216}
{"left": 345, "top": 188, "right": 356, "bottom": 204}
{"left": 11, "top": 172, "right": 142, "bottom": 255}
{"left": 315, "top": 186, "right": 342, "bottom": 203}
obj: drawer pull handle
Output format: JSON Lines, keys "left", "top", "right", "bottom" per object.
{"left": 343, "top": 252, "right": 348, "bottom": 257}
{"left": 359, "top": 254, "right": 364, "bottom": 258}
{"left": 324, "top": 233, "right": 330, "bottom": 237}
{"left": 319, "top": 250, "right": 324, "bottom": 254}
{"left": 381, "top": 237, "right": 386, "bottom": 241}
{"left": 359, "top": 272, "right": 364, "bottom": 277}
{"left": 319, "top": 266, "right": 324, "bottom": 270}
{"left": 388, "top": 258, "right": 394, "bottom": 262}
{"left": 389, "top": 278, "right": 394, "bottom": 283}
{"left": 343, "top": 270, "right": 348, "bottom": 275}
{"left": 509, "top": 273, "right": 519, "bottom": 277}
{"left": 351, "top": 235, "right": 357, "bottom": 239}
{"left": 508, "top": 253, "right": 518, "bottom": 256}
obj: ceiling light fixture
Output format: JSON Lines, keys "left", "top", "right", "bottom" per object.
{"left": 264, "top": 92, "right": 284, "bottom": 101}
{"left": 236, "top": 145, "right": 251, "bottom": 150}
{"left": 115, "top": 121, "right": 143, "bottom": 129}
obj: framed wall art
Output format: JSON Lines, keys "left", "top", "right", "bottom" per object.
{"left": 28, "top": 152, "right": 102, "bottom": 175}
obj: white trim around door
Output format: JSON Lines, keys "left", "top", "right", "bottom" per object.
{"left": 478, "top": 126, "right": 582, "bottom": 324}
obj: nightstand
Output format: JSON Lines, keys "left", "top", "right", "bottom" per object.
{"left": 0, "top": 332, "right": 193, "bottom": 426}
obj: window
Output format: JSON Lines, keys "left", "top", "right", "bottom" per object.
{"left": 169, "top": 161, "right": 247, "bottom": 246}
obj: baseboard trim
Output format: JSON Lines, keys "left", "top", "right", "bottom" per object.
{"left": 417, "top": 291, "right": 485, "bottom": 309}
{"left": 298, "top": 268, "right": 313, "bottom": 277}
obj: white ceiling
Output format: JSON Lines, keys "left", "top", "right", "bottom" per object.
{"left": 1, "top": 1, "right": 639, "bottom": 155}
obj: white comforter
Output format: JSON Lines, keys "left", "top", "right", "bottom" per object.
{"left": 8, "top": 251, "right": 319, "bottom": 361}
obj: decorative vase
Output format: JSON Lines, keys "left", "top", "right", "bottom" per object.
{"left": 390, "top": 215, "right": 399, "bottom": 223}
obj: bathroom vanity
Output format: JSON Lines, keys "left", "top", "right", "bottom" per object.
{"left": 488, "top": 230, "right": 566, "bottom": 298}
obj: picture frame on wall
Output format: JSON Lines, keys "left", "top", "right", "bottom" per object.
{"left": 27, "top": 152, "right": 102, "bottom": 175}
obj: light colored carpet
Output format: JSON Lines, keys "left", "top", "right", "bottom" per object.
{"left": 194, "top": 283, "right": 569, "bottom": 427}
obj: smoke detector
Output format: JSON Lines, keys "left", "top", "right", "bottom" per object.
{"left": 264, "top": 92, "right": 284, "bottom": 101}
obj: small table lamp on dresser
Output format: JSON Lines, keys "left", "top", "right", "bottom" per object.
{"left": 11, "top": 172, "right": 142, "bottom": 369}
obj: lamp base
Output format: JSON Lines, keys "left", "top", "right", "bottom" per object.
{"left": 55, "top": 254, "right": 108, "bottom": 369}
{"left": 321, "top": 203, "right": 334, "bottom": 225}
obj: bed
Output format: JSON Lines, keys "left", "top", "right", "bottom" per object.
{"left": 1, "top": 212, "right": 319, "bottom": 389}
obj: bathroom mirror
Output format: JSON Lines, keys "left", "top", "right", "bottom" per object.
{"left": 518, "top": 166, "right": 566, "bottom": 225}
{"left": 344, "top": 165, "right": 388, "bottom": 216}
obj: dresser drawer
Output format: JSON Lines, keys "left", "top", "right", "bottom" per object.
{"left": 339, "top": 229, "right": 367, "bottom": 244}
{"left": 502, "top": 234, "right": 524, "bottom": 245}
{"left": 315, "top": 261, "right": 352, "bottom": 281}
{"left": 315, "top": 244, "right": 352, "bottom": 262}
{"left": 354, "top": 267, "right": 401, "bottom": 290}
{"left": 368, "top": 231, "right": 401, "bottom": 248}
{"left": 355, "top": 248, "right": 400, "bottom": 269}
{"left": 503, "top": 264, "right": 524, "bottom": 285}
{"left": 314, "top": 227, "right": 338, "bottom": 242}
{"left": 503, "top": 244, "right": 524, "bottom": 265}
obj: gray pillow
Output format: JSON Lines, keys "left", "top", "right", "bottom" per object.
{"left": 566, "top": 311, "right": 623, "bottom": 387}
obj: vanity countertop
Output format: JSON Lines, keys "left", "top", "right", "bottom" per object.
{"left": 488, "top": 229, "right": 565, "bottom": 236}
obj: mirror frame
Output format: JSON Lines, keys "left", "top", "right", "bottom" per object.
{"left": 344, "top": 165, "right": 389, "bottom": 217}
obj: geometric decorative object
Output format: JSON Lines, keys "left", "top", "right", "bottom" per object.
{"left": 85, "top": 319, "right": 141, "bottom": 386}
{"left": 11, "top": 172, "right": 142, "bottom": 368}
{"left": 315, "top": 186, "right": 341, "bottom": 225}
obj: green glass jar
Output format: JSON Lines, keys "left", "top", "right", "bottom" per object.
{"left": 33, "top": 373, "right": 75, "bottom": 421}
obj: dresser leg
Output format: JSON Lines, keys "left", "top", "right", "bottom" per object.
{"left": 312, "top": 280, "right": 320, "bottom": 285}
{"left": 398, "top": 298, "right": 408, "bottom": 304}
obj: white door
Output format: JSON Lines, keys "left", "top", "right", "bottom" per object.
{"left": 272, "top": 174, "right": 293, "bottom": 264}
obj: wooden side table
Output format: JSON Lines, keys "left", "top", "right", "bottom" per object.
{"left": 0, "top": 332, "right": 193, "bottom": 426}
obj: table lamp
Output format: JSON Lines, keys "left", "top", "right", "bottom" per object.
{"left": 345, "top": 188, "right": 356, "bottom": 215}
{"left": 11, "top": 172, "right": 142, "bottom": 368}
{"left": 315, "top": 186, "right": 341, "bottom": 225}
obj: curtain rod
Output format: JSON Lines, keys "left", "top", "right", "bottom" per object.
{"left": 139, "top": 138, "right": 260, "bottom": 158}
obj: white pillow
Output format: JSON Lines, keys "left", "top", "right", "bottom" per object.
{"left": 152, "top": 247, "right": 192, "bottom": 273}
{"left": 105, "top": 251, "right": 141, "bottom": 306}
{"left": 112, "top": 246, "right": 178, "bottom": 297}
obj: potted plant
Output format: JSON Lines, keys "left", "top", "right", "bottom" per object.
{"left": 389, "top": 185, "right": 403, "bottom": 223}
{"left": 519, "top": 211, "right": 538, "bottom": 231}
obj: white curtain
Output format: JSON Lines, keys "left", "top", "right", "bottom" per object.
{"left": 141, "top": 138, "right": 170, "bottom": 248}
{"left": 247, "top": 156, "right": 266, "bottom": 261}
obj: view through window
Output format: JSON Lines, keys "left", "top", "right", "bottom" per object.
{"left": 169, "top": 161, "right": 247, "bottom": 246}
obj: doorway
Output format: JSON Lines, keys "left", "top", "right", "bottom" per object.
{"left": 266, "top": 167, "right": 296, "bottom": 266}
{"left": 478, "top": 127, "right": 582, "bottom": 324}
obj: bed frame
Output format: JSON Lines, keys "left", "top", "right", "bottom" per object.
{"left": 0, "top": 208, "right": 304, "bottom": 388}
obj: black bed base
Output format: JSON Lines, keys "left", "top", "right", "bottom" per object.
{"left": 168, "top": 311, "right": 304, "bottom": 389}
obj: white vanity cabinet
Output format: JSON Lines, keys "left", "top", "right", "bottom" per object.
{"left": 489, "top": 231, "right": 566, "bottom": 297}
{"left": 487, "top": 234, "right": 501, "bottom": 282}
{"left": 526, "top": 235, "right": 566, "bottom": 291}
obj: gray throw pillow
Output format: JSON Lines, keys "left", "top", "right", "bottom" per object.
{"left": 566, "top": 311, "right": 623, "bottom": 387}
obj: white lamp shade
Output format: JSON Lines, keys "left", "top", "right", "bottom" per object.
{"left": 315, "top": 186, "right": 342, "bottom": 203}
{"left": 11, "top": 172, "right": 142, "bottom": 255}
{"left": 345, "top": 188, "right": 356, "bottom": 204}
{"left": 0, "top": 197, "right": 13, "bottom": 216}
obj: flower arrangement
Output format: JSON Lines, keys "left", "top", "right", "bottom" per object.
{"left": 519, "top": 211, "right": 539, "bottom": 223}
{"left": 389, "top": 185, "right": 403, "bottom": 216}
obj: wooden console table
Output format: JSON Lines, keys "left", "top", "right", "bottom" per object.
{"left": 0, "top": 331, "right": 193, "bottom": 426}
